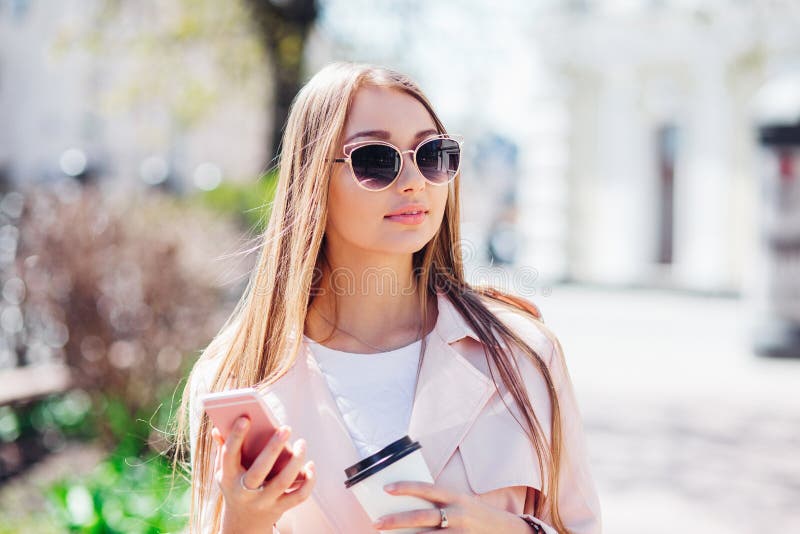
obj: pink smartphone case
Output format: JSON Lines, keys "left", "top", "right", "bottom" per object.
{"left": 200, "top": 387, "right": 305, "bottom": 488}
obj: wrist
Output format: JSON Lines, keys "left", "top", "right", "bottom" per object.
{"left": 221, "top": 513, "right": 270, "bottom": 534}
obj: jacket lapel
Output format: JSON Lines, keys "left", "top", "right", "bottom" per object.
{"left": 260, "top": 291, "right": 496, "bottom": 530}
{"left": 408, "top": 294, "right": 497, "bottom": 480}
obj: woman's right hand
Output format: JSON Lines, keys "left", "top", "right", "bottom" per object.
{"left": 211, "top": 416, "right": 316, "bottom": 534}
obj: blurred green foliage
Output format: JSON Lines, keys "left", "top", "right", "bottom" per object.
{"left": 0, "top": 390, "right": 96, "bottom": 446}
{"left": 1, "top": 385, "right": 191, "bottom": 533}
{"left": 46, "top": 448, "right": 189, "bottom": 534}
{"left": 58, "top": 389, "right": 188, "bottom": 533}
{"left": 193, "top": 169, "right": 279, "bottom": 233}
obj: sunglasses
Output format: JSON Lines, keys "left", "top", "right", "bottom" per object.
{"left": 332, "top": 134, "right": 464, "bottom": 191}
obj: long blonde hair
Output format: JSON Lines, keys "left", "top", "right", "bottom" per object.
{"left": 171, "top": 61, "right": 570, "bottom": 533}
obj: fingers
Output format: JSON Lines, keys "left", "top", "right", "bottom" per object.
{"left": 275, "top": 460, "right": 316, "bottom": 513}
{"left": 383, "top": 481, "right": 459, "bottom": 505}
{"left": 374, "top": 508, "right": 448, "bottom": 530}
{"left": 221, "top": 416, "right": 249, "bottom": 483}
{"left": 264, "top": 438, "right": 307, "bottom": 497}
{"left": 242, "top": 425, "right": 292, "bottom": 490}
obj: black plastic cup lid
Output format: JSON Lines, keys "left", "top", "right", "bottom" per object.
{"left": 344, "top": 435, "right": 422, "bottom": 489}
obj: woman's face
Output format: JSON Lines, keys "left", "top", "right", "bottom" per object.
{"left": 325, "top": 86, "right": 450, "bottom": 262}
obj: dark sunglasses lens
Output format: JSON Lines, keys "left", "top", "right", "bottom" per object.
{"left": 416, "top": 138, "right": 460, "bottom": 184}
{"left": 350, "top": 144, "right": 400, "bottom": 190}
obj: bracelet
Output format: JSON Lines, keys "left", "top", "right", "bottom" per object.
{"left": 519, "top": 514, "right": 543, "bottom": 532}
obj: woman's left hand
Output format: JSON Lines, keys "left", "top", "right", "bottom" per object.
{"left": 371, "top": 481, "right": 528, "bottom": 533}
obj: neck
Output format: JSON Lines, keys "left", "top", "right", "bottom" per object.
{"left": 305, "top": 250, "right": 436, "bottom": 353}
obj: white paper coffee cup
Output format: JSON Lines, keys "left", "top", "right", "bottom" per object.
{"left": 344, "top": 435, "right": 436, "bottom": 534}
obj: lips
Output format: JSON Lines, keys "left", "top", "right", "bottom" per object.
{"left": 384, "top": 211, "right": 428, "bottom": 225}
{"left": 384, "top": 204, "right": 429, "bottom": 217}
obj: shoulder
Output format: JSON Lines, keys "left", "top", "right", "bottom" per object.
{"left": 476, "top": 292, "right": 562, "bottom": 369}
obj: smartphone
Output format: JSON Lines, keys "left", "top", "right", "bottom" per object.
{"left": 200, "top": 387, "right": 306, "bottom": 490}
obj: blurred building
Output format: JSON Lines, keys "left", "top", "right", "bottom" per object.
{"left": 311, "top": 1, "right": 800, "bottom": 295}
{"left": 526, "top": 1, "right": 800, "bottom": 293}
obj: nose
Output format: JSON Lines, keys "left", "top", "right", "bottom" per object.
{"left": 395, "top": 149, "right": 426, "bottom": 192}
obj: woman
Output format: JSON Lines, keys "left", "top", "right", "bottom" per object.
{"left": 174, "top": 61, "right": 602, "bottom": 533}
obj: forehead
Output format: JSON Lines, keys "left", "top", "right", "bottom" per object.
{"left": 342, "top": 85, "right": 438, "bottom": 146}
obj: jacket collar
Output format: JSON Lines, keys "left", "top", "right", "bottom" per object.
{"left": 260, "top": 290, "right": 496, "bottom": 532}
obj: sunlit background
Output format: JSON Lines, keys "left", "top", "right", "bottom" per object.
{"left": 1, "top": 1, "right": 799, "bottom": 533}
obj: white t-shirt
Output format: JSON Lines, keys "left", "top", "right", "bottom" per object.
{"left": 303, "top": 334, "right": 426, "bottom": 460}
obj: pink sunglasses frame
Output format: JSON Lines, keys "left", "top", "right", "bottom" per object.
{"left": 332, "top": 133, "right": 464, "bottom": 192}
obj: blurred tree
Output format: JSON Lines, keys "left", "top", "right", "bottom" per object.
{"left": 53, "top": 0, "right": 272, "bottom": 183}
{"left": 55, "top": 0, "right": 322, "bottom": 178}
{"left": 246, "top": 0, "right": 320, "bottom": 164}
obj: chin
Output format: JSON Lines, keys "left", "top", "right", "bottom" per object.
{"left": 373, "top": 234, "right": 433, "bottom": 255}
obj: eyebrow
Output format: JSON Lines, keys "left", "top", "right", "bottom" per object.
{"left": 343, "top": 128, "right": 439, "bottom": 145}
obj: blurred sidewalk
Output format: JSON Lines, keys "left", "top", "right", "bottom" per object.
{"left": 539, "top": 284, "right": 800, "bottom": 534}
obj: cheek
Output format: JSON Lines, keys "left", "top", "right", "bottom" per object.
{"left": 327, "top": 169, "right": 381, "bottom": 235}
{"left": 432, "top": 186, "right": 449, "bottom": 216}
{"left": 424, "top": 186, "right": 449, "bottom": 228}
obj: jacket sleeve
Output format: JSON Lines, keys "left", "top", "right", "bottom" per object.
{"left": 535, "top": 328, "right": 603, "bottom": 534}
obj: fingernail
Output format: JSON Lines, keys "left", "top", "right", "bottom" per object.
{"left": 384, "top": 483, "right": 396, "bottom": 492}
{"left": 236, "top": 418, "right": 248, "bottom": 431}
{"left": 295, "top": 439, "right": 306, "bottom": 453}
{"left": 372, "top": 518, "right": 384, "bottom": 528}
{"left": 277, "top": 426, "right": 290, "bottom": 439}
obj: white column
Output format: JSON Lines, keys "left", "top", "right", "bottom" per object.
{"left": 584, "top": 64, "right": 657, "bottom": 285}
{"left": 672, "top": 58, "right": 735, "bottom": 291}
{"left": 514, "top": 85, "right": 571, "bottom": 285}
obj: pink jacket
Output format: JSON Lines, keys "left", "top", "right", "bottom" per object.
{"left": 189, "top": 291, "right": 602, "bottom": 533}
